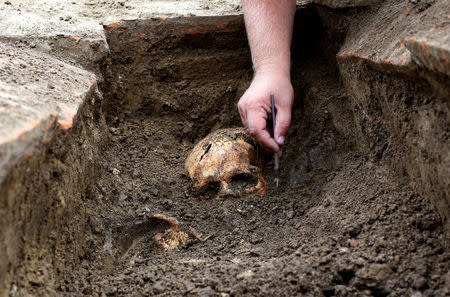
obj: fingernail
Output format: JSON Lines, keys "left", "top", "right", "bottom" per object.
{"left": 277, "top": 136, "right": 285, "bottom": 145}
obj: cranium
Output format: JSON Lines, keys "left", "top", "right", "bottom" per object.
{"left": 185, "top": 127, "right": 266, "bottom": 197}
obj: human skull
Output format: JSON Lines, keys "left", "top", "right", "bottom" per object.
{"left": 185, "top": 128, "right": 266, "bottom": 197}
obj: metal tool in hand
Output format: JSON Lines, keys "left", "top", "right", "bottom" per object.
{"left": 271, "top": 94, "right": 280, "bottom": 187}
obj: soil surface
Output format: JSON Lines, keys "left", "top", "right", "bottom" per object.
{"left": 0, "top": 0, "right": 242, "bottom": 25}
{"left": 5, "top": 2, "right": 449, "bottom": 297}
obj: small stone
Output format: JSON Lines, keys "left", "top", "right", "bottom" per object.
{"left": 112, "top": 168, "right": 120, "bottom": 175}
{"left": 286, "top": 210, "right": 294, "bottom": 219}
{"left": 103, "top": 285, "right": 117, "bottom": 295}
{"left": 384, "top": 279, "right": 395, "bottom": 293}
{"left": 162, "top": 199, "right": 173, "bottom": 210}
{"left": 343, "top": 224, "right": 361, "bottom": 237}
{"left": 356, "top": 263, "right": 393, "bottom": 290}
{"left": 153, "top": 281, "right": 165, "bottom": 293}
{"left": 348, "top": 239, "right": 359, "bottom": 247}
{"left": 36, "top": 42, "right": 52, "bottom": 54}
{"left": 132, "top": 168, "right": 141, "bottom": 177}
{"left": 339, "top": 247, "right": 349, "bottom": 253}
{"left": 184, "top": 281, "right": 195, "bottom": 291}
{"left": 353, "top": 257, "right": 366, "bottom": 266}
{"left": 149, "top": 187, "right": 159, "bottom": 197}
{"left": 47, "top": 83, "right": 55, "bottom": 89}
{"left": 249, "top": 236, "right": 263, "bottom": 244}
{"left": 431, "top": 274, "right": 440, "bottom": 280}
{"left": 237, "top": 270, "right": 254, "bottom": 279}
{"left": 4, "top": 1, "right": 11, "bottom": 5}
{"left": 410, "top": 274, "right": 427, "bottom": 289}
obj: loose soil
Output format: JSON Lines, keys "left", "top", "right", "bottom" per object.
{"left": 7, "top": 3, "right": 449, "bottom": 297}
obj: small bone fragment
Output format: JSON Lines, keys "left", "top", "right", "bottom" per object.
{"left": 152, "top": 214, "right": 188, "bottom": 250}
{"left": 189, "top": 226, "right": 204, "bottom": 242}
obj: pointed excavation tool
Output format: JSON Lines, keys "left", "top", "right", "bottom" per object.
{"left": 271, "top": 94, "right": 280, "bottom": 187}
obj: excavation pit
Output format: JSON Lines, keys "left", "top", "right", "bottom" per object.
{"left": 1, "top": 3, "right": 449, "bottom": 297}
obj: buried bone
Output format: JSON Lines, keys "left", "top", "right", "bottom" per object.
{"left": 118, "top": 214, "right": 187, "bottom": 253}
{"left": 152, "top": 214, "right": 188, "bottom": 251}
{"left": 185, "top": 128, "right": 266, "bottom": 197}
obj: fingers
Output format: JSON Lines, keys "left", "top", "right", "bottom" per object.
{"left": 237, "top": 73, "right": 293, "bottom": 154}
{"left": 274, "top": 104, "right": 291, "bottom": 146}
{"left": 246, "top": 106, "right": 279, "bottom": 153}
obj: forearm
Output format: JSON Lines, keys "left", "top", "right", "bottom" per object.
{"left": 242, "top": 0, "right": 296, "bottom": 77}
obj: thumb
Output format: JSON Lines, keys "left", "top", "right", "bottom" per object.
{"left": 274, "top": 105, "right": 291, "bottom": 146}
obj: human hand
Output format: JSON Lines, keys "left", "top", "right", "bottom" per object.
{"left": 238, "top": 68, "right": 294, "bottom": 154}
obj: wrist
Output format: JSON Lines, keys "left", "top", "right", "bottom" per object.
{"left": 253, "top": 58, "right": 291, "bottom": 79}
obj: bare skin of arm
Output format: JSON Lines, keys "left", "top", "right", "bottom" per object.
{"left": 238, "top": 0, "right": 296, "bottom": 154}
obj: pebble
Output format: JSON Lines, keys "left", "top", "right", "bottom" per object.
{"left": 112, "top": 168, "right": 120, "bottom": 175}
{"left": 153, "top": 281, "right": 165, "bottom": 293}
{"left": 356, "top": 263, "right": 393, "bottom": 286}
{"left": 339, "top": 247, "right": 349, "bottom": 253}
{"left": 430, "top": 274, "right": 440, "bottom": 280}
{"left": 103, "top": 285, "right": 117, "bottom": 295}
{"left": 184, "top": 281, "right": 195, "bottom": 291}
{"left": 134, "top": 257, "right": 146, "bottom": 264}
{"left": 237, "top": 270, "right": 254, "bottom": 279}
{"left": 286, "top": 210, "right": 294, "bottom": 219}
{"left": 149, "top": 187, "right": 159, "bottom": 197}
{"left": 162, "top": 199, "right": 173, "bottom": 210}
{"left": 36, "top": 42, "right": 52, "bottom": 54}
{"left": 250, "top": 237, "right": 263, "bottom": 244}
{"left": 353, "top": 257, "right": 366, "bottom": 266}
{"left": 132, "top": 168, "right": 141, "bottom": 177}
{"left": 410, "top": 274, "right": 427, "bottom": 289}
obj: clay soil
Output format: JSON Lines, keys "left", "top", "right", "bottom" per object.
{"left": 8, "top": 4, "right": 449, "bottom": 297}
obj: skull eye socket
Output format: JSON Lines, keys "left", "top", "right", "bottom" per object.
{"left": 196, "top": 181, "right": 221, "bottom": 196}
{"left": 230, "top": 173, "right": 258, "bottom": 188}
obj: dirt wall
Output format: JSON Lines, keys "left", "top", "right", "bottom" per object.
{"left": 326, "top": 1, "right": 450, "bottom": 235}
{"left": 0, "top": 87, "right": 107, "bottom": 295}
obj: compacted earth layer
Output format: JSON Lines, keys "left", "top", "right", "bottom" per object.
{"left": 7, "top": 3, "right": 449, "bottom": 297}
